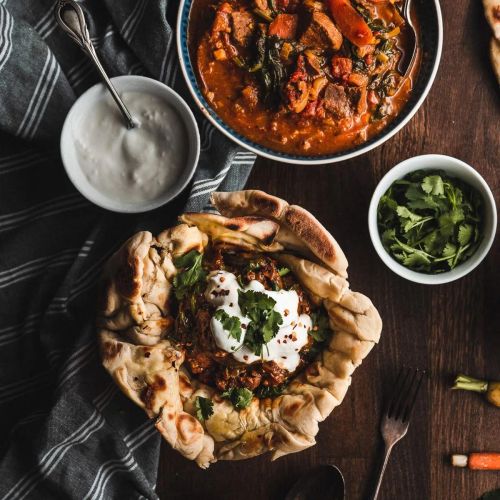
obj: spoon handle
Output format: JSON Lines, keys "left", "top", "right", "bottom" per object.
{"left": 54, "top": 0, "right": 135, "bottom": 129}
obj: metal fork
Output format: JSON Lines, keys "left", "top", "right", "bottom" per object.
{"left": 370, "top": 367, "right": 426, "bottom": 500}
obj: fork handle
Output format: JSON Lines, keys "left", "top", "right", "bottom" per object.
{"left": 370, "top": 443, "right": 394, "bottom": 500}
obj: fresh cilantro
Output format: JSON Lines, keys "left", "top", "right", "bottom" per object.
{"left": 195, "top": 396, "right": 214, "bottom": 421}
{"left": 278, "top": 267, "right": 290, "bottom": 276}
{"left": 238, "top": 290, "right": 283, "bottom": 356}
{"left": 172, "top": 250, "right": 207, "bottom": 299}
{"left": 309, "top": 311, "right": 331, "bottom": 342}
{"left": 255, "top": 384, "right": 287, "bottom": 399}
{"left": 214, "top": 309, "right": 242, "bottom": 342}
{"left": 221, "top": 387, "right": 253, "bottom": 410}
{"left": 377, "top": 170, "right": 483, "bottom": 273}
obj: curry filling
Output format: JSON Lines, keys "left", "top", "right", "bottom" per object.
{"left": 170, "top": 248, "right": 331, "bottom": 398}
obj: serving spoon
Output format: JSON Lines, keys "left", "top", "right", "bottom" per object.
{"left": 55, "top": 0, "right": 136, "bottom": 129}
{"left": 397, "top": 0, "right": 418, "bottom": 77}
{"left": 285, "top": 465, "right": 345, "bottom": 500}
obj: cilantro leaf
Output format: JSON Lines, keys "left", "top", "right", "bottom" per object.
{"left": 195, "top": 396, "right": 214, "bottom": 421}
{"left": 221, "top": 387, "right": 253, "bottom": 410}
{"left": 262, "top": 309, "right": 283, "bottom": 343}
{"left": 213, "top": 309, "right": 242, "bottom": 342}
{"left": 421, "top": 175, "right": 444, "bottom": 196}
{"left": 458, "top": 223, "right": 473, "bottom": 246}
{"left": 377, "top": 169, "right": 484, "bottom": 274}
{"left": 237, "top": 290, "right": 283, "bottom": 356}
{"left": 278, "top": 267, "right": 290, "bottom": 276}
{"left": 309, "top": 311, "right": 331, "bottom": 342}
{"left": 255, "top": 384, "right": 287, "bottom": 399}
{"left": 173, "top": 251, "right": 207, "bottom": 299}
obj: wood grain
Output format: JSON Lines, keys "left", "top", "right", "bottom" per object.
{"left": 157, "top": 0, "right": 500, "bottom": 498}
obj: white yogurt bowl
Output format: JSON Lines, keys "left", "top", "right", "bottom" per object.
{"left": 61, "top": 75, "right": 200, "bottom": 213}
{"left": 368, "top": 155, "right": 497, "bottom": 285}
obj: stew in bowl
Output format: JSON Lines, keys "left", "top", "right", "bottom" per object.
{"left": 179, "top": 0, "right": 442, "bottom": 162}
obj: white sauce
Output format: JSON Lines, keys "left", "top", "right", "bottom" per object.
{"left": 74, "top": 91, "right": 187, "bottom": 204}
{"left": 205, "top": 270, "right": 311, "bottom": 372}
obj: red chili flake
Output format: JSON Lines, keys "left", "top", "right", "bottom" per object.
{"left": 283, "top": 340, "right": 287, "bottom": 344}
{"left": 243, "top": 355, "right": 249, "bottom": 360}
{"left": 220, "top": 276, "right": 225, "bottom": 282}
{"left": 284, "top": 309, "right": 289, "bottom": 317}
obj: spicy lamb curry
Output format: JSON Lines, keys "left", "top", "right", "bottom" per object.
{"left": 189, "top": 0, "right": 419, "bottom": 156}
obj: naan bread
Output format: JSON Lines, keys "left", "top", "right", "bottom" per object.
{"left": 491, "top": 38, "right": 500, "bottom": 85}
{"left": 97, "top": 190, "right": 382, "bottom": 468}
{"left": 483, "top": 0, "right": 500, "bottom": 41}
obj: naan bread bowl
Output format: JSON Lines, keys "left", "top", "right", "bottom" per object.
{"left": 97, "top": 190, "right": 382, "bottom": 468}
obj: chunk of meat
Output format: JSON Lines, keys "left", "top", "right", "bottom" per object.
{"left": 331, "top": 56, "right": 352, "bottom": 79}
{"left": 347, "top": 72, "right": 369, "bottom": 86}
{"left": 299, "top": 12, "right": 343, "bottom": 50}
{"left": 211, "top": 3, "right": 232, "bottom": 37}
{"left": 268, "top": 14, "right": 298, "bottom": 39}
{"left": 254, "top": 0, "right": 269, "bottom": 11}
{"left": 285, "top": 55, "right": 310, "bottom": 113}
{"left": 241, "top": 85, "right": 259, "bottom": 109}
{"left": 231, "top": 11, "right": 255, "bottom": 46}
{"left": 304, "top": 50, "right": 324, "bottom": 75}
{"left": 322, "top": 83, "right": 352, "bottom": 119}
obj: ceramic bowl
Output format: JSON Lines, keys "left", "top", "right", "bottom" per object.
{"left": 368, "top": 154, "right": 497, "bottom": 285}
{"left": 177, "top": 0, "right": 443, "bottom": 164}
{"left": 61, "top": 75, "right": 200, "bottom": 213}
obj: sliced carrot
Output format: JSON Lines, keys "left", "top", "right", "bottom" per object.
{"left": 268, "top": 14, "right": 298, "bottom": 39}
{"left": 327, "top": 0, "right": 375, "bottom": 47}
{"left": 468, "top": 453, "right": 500, "bottom": 470}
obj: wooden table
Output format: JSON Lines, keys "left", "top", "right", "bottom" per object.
{"left": 157, "top": 0, "right": 500, "bottom": 498}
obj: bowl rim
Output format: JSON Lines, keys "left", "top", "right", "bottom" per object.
{"left": 60, "top": 75, "right": 200, "bottom": 214}
{"left": 367, "top": 154, "right": 498, "bottom": 285}
{"left": 176, "top": 0, "right": 443, "bottom": 165}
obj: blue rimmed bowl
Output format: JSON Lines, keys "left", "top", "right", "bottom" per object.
{"left": 176, "top": 0, "right": 443, "bottom": 165}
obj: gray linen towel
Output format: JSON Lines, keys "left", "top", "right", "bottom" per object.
{"left": 0, "top": 0, "right": 255, "bottom": 498}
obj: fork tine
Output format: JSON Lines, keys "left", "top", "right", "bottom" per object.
{"left": 388, "top": 367, "right": 425, "bottom": 422}
{"left": 401, "top": 369, "right": 425, "bottom": 422}
{"left": 386, "top": 367, "right": 411, "bottom": 418}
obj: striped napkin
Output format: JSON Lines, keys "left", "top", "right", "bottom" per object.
{"left": 0, "top": 0, "right": 255, "bottom": 498}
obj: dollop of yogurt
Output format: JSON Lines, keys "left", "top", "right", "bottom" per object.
{"left": 205, "top": 270, "right": 311, "bottom": 372}
{"left": 74, "top": 91, "right": 187, "bottom": 204}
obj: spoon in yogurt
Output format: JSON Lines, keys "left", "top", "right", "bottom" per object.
{"left": 55, "top": 0, "right": 136, "bottom": 130}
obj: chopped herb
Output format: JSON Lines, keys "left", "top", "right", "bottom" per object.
{"left": 278, "top": 267, "right": 290, "bottom": 276}
{"left": 377, "top": 170, "right": 484, "bottom": 273}
{"left": 214, "top": 309, "right": 242, "bottom": 342}
{"left": 309, "top": 311, "right": 331, "bottom": 342}
{"left": 221, "top": 387, "right": 254, "bottom": 409}
{"left": 195, "top": 396, "right": 214, "bottom": 421}
{"left": 255, "top": 384, "right": 287, "bottom": 399}
{"left": 173, "top": 250, "right": 207, "bottom": 299}
{"left": 238, "top": 290, "right": 283, "bottom": 356}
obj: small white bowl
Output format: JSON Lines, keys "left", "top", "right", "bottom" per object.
{"left": 368, "top": 154, "right": 497, "bottom": 285}
{"left": 61, "top": 75, "right": 200, "bottom": 213}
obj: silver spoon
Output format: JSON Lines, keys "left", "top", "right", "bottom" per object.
{"left": 55, "top": 0, "right": 136, "bottom": 129}
{"left": 285, "top": 465, "right": 345, "bottom": 500}
{"left": 397, "top": 0, "right": 418, "bottom": 77}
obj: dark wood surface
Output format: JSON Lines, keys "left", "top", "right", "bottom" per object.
{"left": 157, "top": 1, "right": 500, "bottom": 498}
